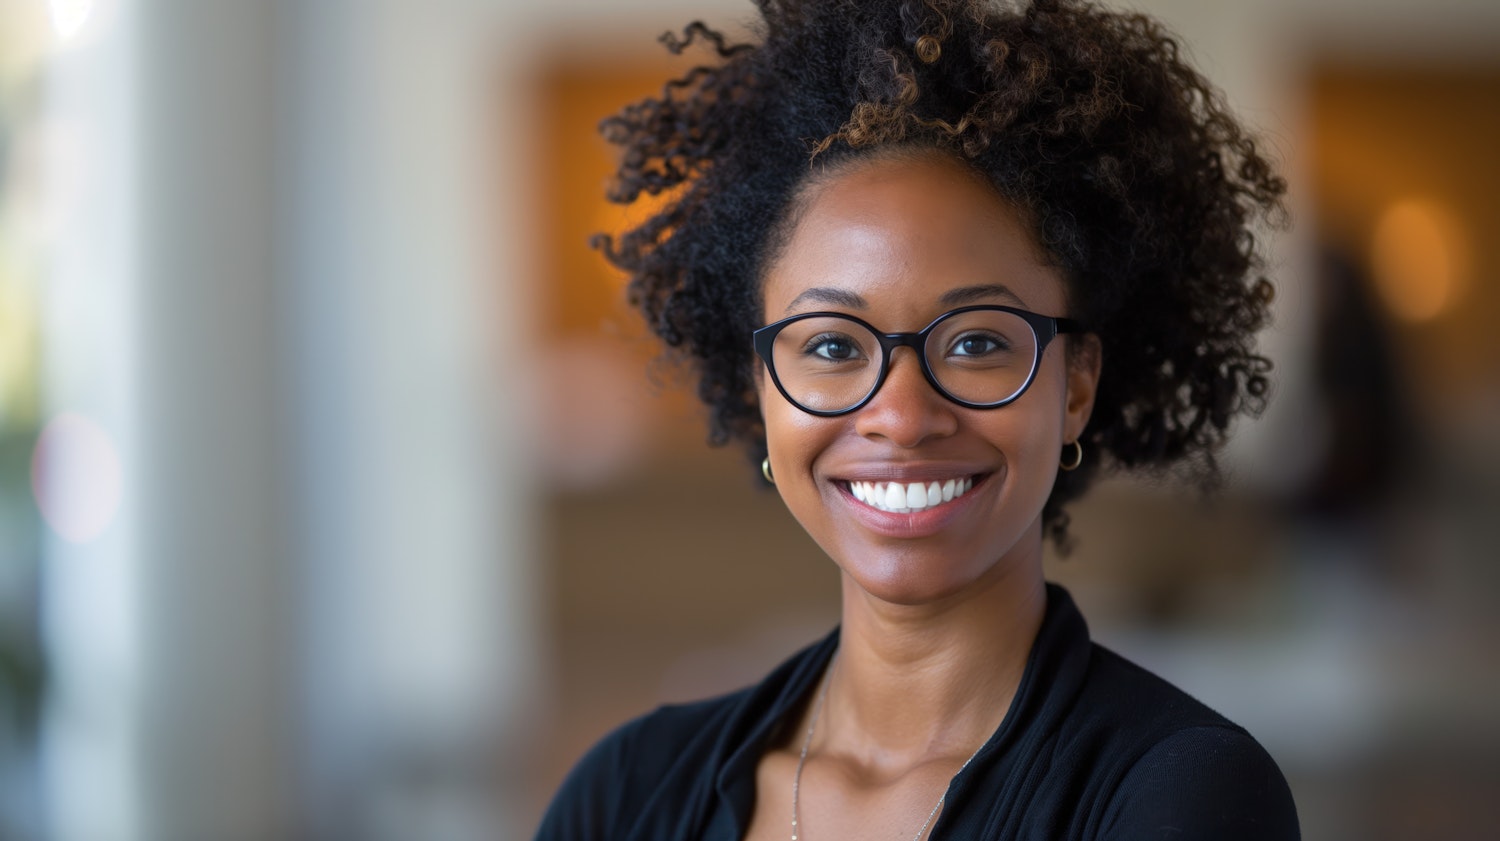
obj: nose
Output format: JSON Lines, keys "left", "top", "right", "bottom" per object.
{"left": 852, "top": 348, "right": 959, "bottom": 447}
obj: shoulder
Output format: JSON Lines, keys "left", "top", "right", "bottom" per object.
{"left": 532, "top": 690, "right": 750, "bottom": 840}
{"left": 1100, "top": 725, "right": 1300, "bottom": 840}
{"left": 1082, "top": 645, "right": 1236, "bottom": 730}
{"left": 1079, "top": 647, "right": 1299, "bottom": 840}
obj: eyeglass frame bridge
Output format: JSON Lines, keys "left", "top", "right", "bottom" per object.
{"left": 751, "top": 304, "right": 1082, "bottom": 417}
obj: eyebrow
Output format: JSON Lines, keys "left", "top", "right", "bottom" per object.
{"left": 784, "top": 287, "right": 869, "bottom": 313}
{"left": 939, "top": 283, "right": 1027, "bottom": 308}
{"left": 782, "top": 282, "right": 1027, "bottom": 314}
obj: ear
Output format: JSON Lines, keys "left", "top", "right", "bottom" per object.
{"left": 1062, "top": 333, "right": 1102, "bottom": 444}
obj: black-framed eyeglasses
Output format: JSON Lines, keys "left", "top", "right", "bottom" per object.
{"left": 752, "top": 305, "right": 1081, "bottom": 417}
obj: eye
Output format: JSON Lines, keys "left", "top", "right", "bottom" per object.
{"left": 804, "top": 332, "right": 865, "bottom": 361}
{"left": 949, "top": 331, "right": 1009, "bottom": 357}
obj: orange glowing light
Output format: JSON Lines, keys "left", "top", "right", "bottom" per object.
{"left": 1369, "top": 198, "right": 1471, "bottom": 323}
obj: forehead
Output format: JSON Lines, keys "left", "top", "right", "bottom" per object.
{"left": 761, "top": 153, "right": 1067, "bottom": 321}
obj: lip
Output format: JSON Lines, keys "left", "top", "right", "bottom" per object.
{"left": 831, "top": 469, "right": 996, "bottom": 539}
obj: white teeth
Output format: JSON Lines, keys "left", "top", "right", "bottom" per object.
{"left": 851, "top": 476, "right": 976, "bottom": 513}
{"left": 883, "top": 483, "right": 906, "bottom": 510}
{"left": 904, "top": 482, "right": 925, "bottom": 509}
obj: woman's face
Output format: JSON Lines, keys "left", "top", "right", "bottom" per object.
{"left": 757, "top": 152, "right": 1100, "bottom": 607}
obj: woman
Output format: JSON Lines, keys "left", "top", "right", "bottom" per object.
{"left": 538, "top": 0, "right": 1298, "bottom": 838}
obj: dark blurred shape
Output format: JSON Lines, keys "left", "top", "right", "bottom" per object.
{"left": 1300, "top": 243, "right": 1419, "bottom": 522}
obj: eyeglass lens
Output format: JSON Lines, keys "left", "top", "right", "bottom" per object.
{"left": 767, "top": 310, "right": 1040, "bottom": 413}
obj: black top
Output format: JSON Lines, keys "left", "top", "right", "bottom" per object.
{"left": 536, "top": 584, "right": 1299, "bottom": 840}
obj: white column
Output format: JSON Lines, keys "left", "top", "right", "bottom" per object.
{"left": 127, "top": 1, "right": 297, "bottom": 837}
{"left": 286, "top": 2, "right": 538, "bottom": 839}
{"left": 39, "top": 0, "right": 147, "bottom": 838}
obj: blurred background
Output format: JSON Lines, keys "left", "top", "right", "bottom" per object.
{"left": 0, "top": 0, "right": 1497, "bottom": 838}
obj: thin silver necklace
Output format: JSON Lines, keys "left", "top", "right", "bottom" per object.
{"left": 791, "top": 657, "right": 988, "bottom": 841}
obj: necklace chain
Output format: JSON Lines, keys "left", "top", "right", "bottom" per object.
{"left": 791, "top": 657, "right": 987, "bottom": 841}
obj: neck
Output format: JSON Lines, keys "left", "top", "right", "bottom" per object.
{"left": 823, "top": 556, "right": 1047, "bottom": 769}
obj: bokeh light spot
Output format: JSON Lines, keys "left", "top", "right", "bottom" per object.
{"left": 48, "top": 0, "right": 95, "bottom": 42}
{"left": 1369, "top": 198, "right": 1471, "bottom": 323}
{"left": 31, "top": 412, "right": 123, "bottom": 544}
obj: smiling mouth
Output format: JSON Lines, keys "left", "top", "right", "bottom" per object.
{"left": 842, "top": 474, "right": 986, "bottom": 514}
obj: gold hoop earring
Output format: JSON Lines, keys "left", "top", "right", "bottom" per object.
{"left": 1060, "top": 440, "right": 1083, "bottom": 472}
{"left": 762, "top": 457, "right": 775, "bottom": 484}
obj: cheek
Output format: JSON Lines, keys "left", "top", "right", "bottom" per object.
{"left": 1004, "top": 376, "right": 1070, "bottom": 489}
{"left": 762, "top": 397, "right": 836, "bottom": 472}
{"left": 979, "top": 364, "right": 1071, "bottom": 480}
{"left": 760, "top": 392, "right": 850, "bottom": 536}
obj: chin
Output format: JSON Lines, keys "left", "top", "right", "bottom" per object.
{"left": 826, "top": 515, "right": 1048, "bottom": 609}
{"left": 834, "top": 544, "right": 1005, "bottom": 608}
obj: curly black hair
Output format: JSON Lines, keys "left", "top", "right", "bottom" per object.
{"left": 594, "top": 0, "right": 1286, "bottom": 547}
